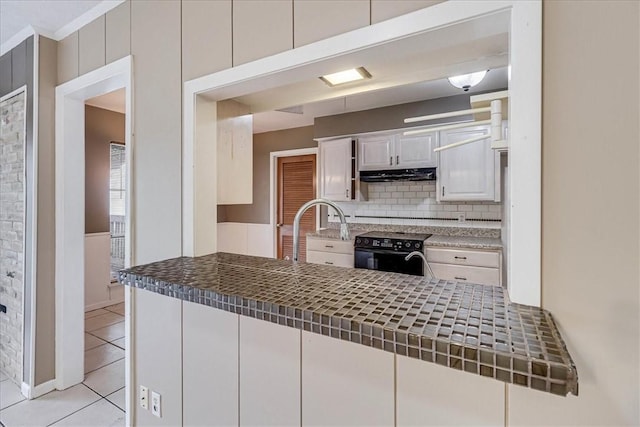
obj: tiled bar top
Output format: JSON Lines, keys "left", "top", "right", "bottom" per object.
{"left": 119, "top": 253, "right": 578, "bottom": 396}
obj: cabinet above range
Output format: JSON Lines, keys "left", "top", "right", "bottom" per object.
{"left": 357, "top": 131, "right": 437, "bottom": 171}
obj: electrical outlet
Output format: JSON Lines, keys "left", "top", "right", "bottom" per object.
{"left": 151, "top": 391, "right": 162, "bottom": 418}
{"left": 139, "top": 385, "right": 149, "bottom": 410}
{"left": 456, "top": 212, "right": 466, "bottom": 222}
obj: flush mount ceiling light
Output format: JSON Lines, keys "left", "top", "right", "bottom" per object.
{"left": 448, "top": 70, "right": 488, "bottom": 91}
{"left": 320, "top": 67, "right": 371, "bottom": 87}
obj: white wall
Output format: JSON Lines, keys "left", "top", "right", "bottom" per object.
{"left": 217, "top": 223, "right": 274, "bottom": 258}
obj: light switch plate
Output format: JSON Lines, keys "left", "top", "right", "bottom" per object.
{"left": 151, "top": 391, "right": 162, "bottom": 418}
{"left": 139, "top": 385, "right": 148, "bottom": 410}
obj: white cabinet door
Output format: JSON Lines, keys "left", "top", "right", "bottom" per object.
{"left": 240, "top": 316, "right": 300, "bottom": 426}
{"left": 183, "top": 302, "right": 239, "bottom": 426}
{"left": 319, "top": 138, "right": 352, "bottom": 201}
{"left": 396, "top": 131, "right": 437, "bottom": 168}
{"left": 438, "top": 124, "right": 497, "bottom": 201}
{"left": 217, "top": 99, "right": 253, "bottom": 204}
{"left": 302, "top": 332, "right": 394, "bottom": 426}
{"left": 396, "top": 355, "right": 505, "bottom": 426}
{"left": 357, "top": 135, "right": 394, "bottom": 170}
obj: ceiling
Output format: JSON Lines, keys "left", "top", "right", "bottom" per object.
{"left": 250, "top": 67, "right": 508, "bottom": 134}
{"left": 86, "top": 88, "right": 125, "bottom": 114}
{"left": 0, "top": 0, "right": 104, "bottom": 47}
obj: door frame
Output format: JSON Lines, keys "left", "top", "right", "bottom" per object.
{"left": 270, "top": 148, "right": 319, "bottom": 258}
{"left": 54, "top": 56, "right": 134, "bottom": 422}
{"left": 184, "top": 1, "right": 542, "bottom": 306}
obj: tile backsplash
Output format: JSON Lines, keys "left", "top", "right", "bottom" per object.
{"left": 329, "top": 181, "right": 501, "bottom": 225}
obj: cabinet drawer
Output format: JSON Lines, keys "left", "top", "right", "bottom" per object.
{"left": 307, "top": 250, "right": 354, "bottom": 268}
{"left": 430, "top": 263, "right": 500, "bottom": 286}
{"left": 426, "top": 247, "right": 500, "bottom": 268}
{"left": 307, "top": 238, "right": 354, "bottom": 255}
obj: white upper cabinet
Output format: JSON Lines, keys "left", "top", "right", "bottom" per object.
{"left": 217, "top": 99, "right": 253, "bottom": 204}
{"left": 438, "top": 124, "right": 500, "bottom": 202}
{"left": 396, "top": 132, "right": 438, "bottom": 168}
{"left": 358, "top": 135, "right": 394, "bottom": 170}
{"left": 358, "top": 131, "right": 437, "bottom": 170}
{"left": 319, "top": 137, "right": 354, "bottom": 201}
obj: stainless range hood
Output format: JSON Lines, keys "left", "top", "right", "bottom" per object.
{"left": 359, "top": 167, "right": 436, "bottom": 183}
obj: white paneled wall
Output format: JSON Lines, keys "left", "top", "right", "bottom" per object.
{"left": 217, "top": 222, "right": 274, "bottom": 258}
{"left": 330, "top": 181, "right": 501, "bottom": 226}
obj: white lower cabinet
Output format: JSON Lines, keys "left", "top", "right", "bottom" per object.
{"left": 301, "top": 332, "right": 394, "bottom": 426}
{"left": 240, "top": 316, "right": 301, "bottom": 427}
{"left": 306, "top": 236, "right": 354, "bottom": 268}
{"left": 426, "top": 247, "right": 502, "bottom": 286}
{"left": 182, "top": 301, "right": 239, "bottom": 426}
{"left": 396, "top": 355, "right": 505, "bottom": 426}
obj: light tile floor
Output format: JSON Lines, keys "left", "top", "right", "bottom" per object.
{"left": 0, "top": 303, "right": 126, "bottom": 426}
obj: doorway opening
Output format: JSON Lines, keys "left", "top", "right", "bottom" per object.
{"left": 55, "top": 57, "right": 133, "bottom": 423}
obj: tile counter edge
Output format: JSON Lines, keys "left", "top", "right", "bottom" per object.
{"left": 119, "top": 253, "right": 578, "bottom": 397}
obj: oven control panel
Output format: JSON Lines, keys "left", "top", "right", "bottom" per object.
{"left": 355, "top": 237, "right": 424, "bottom": 252}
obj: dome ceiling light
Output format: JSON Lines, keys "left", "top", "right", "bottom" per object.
{"left": 448, "top": 70, "right": 488, "bottom": 91}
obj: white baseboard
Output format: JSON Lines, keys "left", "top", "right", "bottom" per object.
{"left": 85, "top": 296, "right": 125, "bottom": 312}
{"left": 22, "top": 378, "right": 56, "bottom": 399}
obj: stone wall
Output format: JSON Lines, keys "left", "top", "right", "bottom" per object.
{"left": 0, "top": 90, "right": 25, "bottom": 385}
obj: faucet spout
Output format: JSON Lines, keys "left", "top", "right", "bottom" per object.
{"left": 292, "top": 198, "right": 350, "bottom": 262}
{"left": 405, "top": 251, "right": 435, "bottom": 279}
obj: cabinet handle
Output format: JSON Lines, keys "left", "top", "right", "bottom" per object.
{"left": 454, "top": 256, "right": 467, "bottom": 260}
{"left": 346, "top": 189, "right": 349, "bottom": 199}
{"left": 396, "top": 155, "right": 399, "bottom": 165}
{"left": 389, "top": 156, "right": 393, "bottom": 166}
{"left": 454, "top": 276, "right": 467, "bottom": 281}
{"left": 442, "top": 186, "right": 445, "bottom": 197}
{"left": 325, "top": 261, "right": 334, "bottom": 265}
{"left": 325, "top": 245, "right": 334, "bottom": 248}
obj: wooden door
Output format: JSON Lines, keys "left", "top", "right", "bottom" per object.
{"left": 277, "top": 154, "right": 317, "bottom": 261}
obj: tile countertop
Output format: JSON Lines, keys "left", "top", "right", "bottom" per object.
{"left": 119, "top": 253, "right": 578, "bottom": 397}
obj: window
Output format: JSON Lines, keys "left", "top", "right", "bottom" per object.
{"left": 109, "top": 143, "right": 126, "bottom": 216}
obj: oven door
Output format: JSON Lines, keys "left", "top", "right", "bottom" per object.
{"left": 354, "top": 248, "right": 424, "bottom": 276}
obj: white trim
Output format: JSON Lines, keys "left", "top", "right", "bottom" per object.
{"left": 183, "top": 0, "right": 542, "bottom": 306}
{"left": 53, "top": 1, "right": 125, "bottom": 41}
{"left": 0, "top": 86, "right": 27, "bottom": 102}
{"left": 28, "top": 33, "right": 40, "bottom": 398}
{"left": 269, "top": 148, "right": 319, "bottom": 257}
{"left": 55, "top": 57, "right": 133, "bottom": 395}
{"left": 507, "top": 1, "right": 542, "bottom": 306}
{"left": 21, "top": 378, "right": 56, "bottom": 400}
{"left": 0, "top": 26, "right": 53, "bottom": 57}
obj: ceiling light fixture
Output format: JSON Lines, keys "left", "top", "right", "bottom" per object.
{"left": 320, "top": 67, "right": 371, "bottom": 87}
{"left": 448, "top": 70, "right": 488, "bottom": 91}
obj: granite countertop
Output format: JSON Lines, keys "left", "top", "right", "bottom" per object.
{"left": 120, "top": 253, "right": 577, "bottom": 396}
{"left": 425, "top": 235, "right": 503, "bottom": 250}
{"left": 307, "top": 229, "right": 503, "bottom": 250}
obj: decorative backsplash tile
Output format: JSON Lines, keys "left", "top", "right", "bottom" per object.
{"left": 329, "top": 182, "right": 502, "bottom": 225}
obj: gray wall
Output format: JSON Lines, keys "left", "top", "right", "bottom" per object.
{"left": 85, "top": 105, "right": 125, "bottom": 234}
{"left": 0, "top": 36, "right": 34, "bottom": 386}
{"left": 313, "top": 93, "right": 495, "bottom": 138}
{"left": 220, "top": 126, "right": 316, "bottom": 224}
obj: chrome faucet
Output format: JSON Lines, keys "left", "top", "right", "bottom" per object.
{"left": 405, "top": 251, "right": 435, "bottom": 279}
{"left": 292, "top": 198, "right": 350, "bottom": 262}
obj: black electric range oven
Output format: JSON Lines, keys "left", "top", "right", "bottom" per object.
{"left": 354, "top": 231, "right": 432, "bottom": 276}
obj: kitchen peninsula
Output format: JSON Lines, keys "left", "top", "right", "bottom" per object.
{"left": 120, "top": 252, "right": 578, "bottom": 426}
